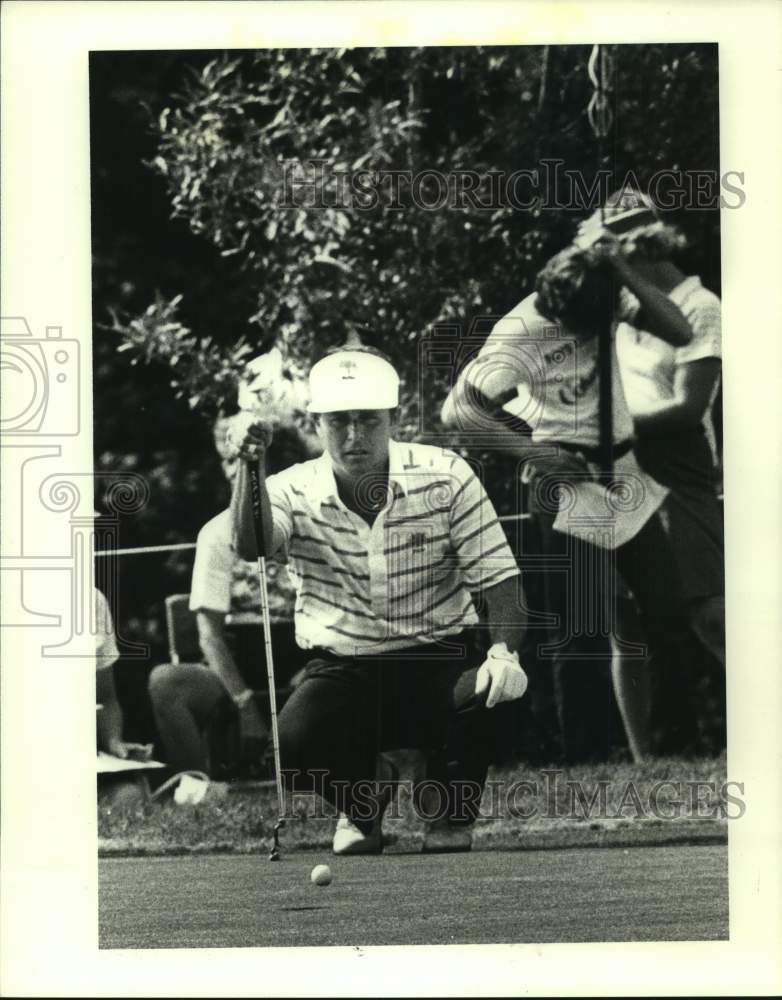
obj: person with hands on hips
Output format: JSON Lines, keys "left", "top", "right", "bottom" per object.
{"left": 230, "top": 338, "right": 528, "bottom": 855}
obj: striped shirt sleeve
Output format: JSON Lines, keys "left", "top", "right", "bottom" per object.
{"left": 447, "top": 455, "right": 519, "bottom": 591}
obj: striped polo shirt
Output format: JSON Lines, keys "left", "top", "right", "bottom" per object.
{"left": 265, "top": 439, "right": 520, "bottom": 656}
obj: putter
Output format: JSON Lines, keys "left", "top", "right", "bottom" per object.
{"left": 247, "top": 461, "right": 286, "bottom": 861}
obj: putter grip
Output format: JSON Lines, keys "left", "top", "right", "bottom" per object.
{"left": 246, "top": 462, "right": 267, "bottom": 559}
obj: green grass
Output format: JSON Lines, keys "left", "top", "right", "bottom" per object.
{"left": 99, "top": 753, "right": 730, "bottom": 856}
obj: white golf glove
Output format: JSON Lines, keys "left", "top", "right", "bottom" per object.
{"left": 475, "top": 643, "right": 528, "bottom": 709}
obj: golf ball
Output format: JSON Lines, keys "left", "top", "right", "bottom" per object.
{"left": 310, "top": 864, "right": 332, "bottom": 887}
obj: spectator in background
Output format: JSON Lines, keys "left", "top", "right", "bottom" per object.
{"left": 441, "top": 239, "right": 695, "bottom": 762}
{"left": 148, "top": 412, "right": 301, "bottom": 782}
{"left": 149, "top": 510, "right": 273, "bottom": 778}
{"left": 148, "top": 350, "right": 314, "bottom": 786}
{"left": 576, "top": 189, "right": 725, "bottom": 756}
{"left": 96, "top": 585, "right": 151, "bottom": 760}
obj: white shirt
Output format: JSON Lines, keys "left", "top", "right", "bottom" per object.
{"left": 463, "top": 293, "right": 668, "bottom": 548}
{"left": 466, "top": 294, "right": 635, "bottom": 448}
{"left": 189, "top": 510, "right": 295, "bottom": 621}
{"left": 617, "top": 275, "right": 722, "bottom": 458}
{"left": 95, "top": 588, "right": 119, "bottom": 672}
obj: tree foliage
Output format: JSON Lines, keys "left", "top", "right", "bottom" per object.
{"left": 110, "top": 44, "right": 720, "bottom": 427}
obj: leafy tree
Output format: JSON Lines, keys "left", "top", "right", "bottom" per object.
{"left": 109, "top": 44, "right": 720, "bottom": 422}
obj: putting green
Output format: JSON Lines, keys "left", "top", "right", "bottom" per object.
{"left": 99, "top": 843, "right": 728, "bottom": 948}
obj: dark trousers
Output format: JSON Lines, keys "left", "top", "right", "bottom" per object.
{"left": 277, "top": 640, "right": 491, "bottom": 828}
{"left": 534, "top": 509, "right": 691, "bottom": 762}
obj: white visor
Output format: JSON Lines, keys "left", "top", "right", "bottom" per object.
{"left": 308, "top": 350, "right": 400, "bottom": 414}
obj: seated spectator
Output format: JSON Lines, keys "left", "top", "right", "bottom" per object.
{"left": 96, "top": 586, "right": 156, "bottom": 810}
{"left": 148, "top": 349, "right": 314, "bottom": 787}
{"left": 96, "top": 585, "right": 151, "bottom": 760}
{"left": 148, "top": 416, "right": 300, "bottom": 782}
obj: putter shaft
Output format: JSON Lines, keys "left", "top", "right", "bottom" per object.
{"left": 246, "top": 462, "right": 286, "bottom": 861}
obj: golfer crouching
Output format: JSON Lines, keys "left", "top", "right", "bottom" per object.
{"left": 229, "top": 341, "right": 528, "bottom": 854}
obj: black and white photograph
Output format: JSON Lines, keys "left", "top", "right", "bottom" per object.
{"left": 2, "top": 2, "right": 782, "bottom": 996}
